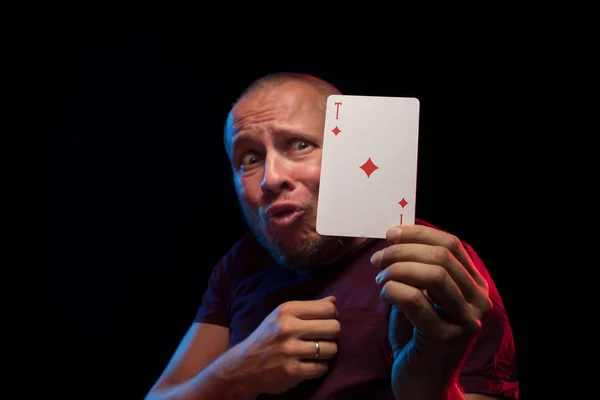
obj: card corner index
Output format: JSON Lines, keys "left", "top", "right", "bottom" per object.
{"left": 326, "top": 94, "right": 343, "bottom": 103}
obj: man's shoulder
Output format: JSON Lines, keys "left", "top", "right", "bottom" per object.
{"left": 415, "top": 217, "right": 471, "bottom": 246}
{"left": 226, "top": 231, "right": 260, "bottom": 254}
{"left": 414, "top": 217, "right": 455, "bottom": 237}
{"left": 213, "top": 231, "right": 271, "bottom": 274}
{"left": 415, "top": 217, "right": 451, "bottom": 233}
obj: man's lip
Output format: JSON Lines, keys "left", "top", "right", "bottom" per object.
{"left": 266, "top": 209, "right": 305, "bottom": 228}
{"left": 265, "top": 201, "right": 303, "bottom": 219}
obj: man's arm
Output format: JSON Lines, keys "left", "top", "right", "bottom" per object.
{"left": 440, "top": 384, "right": 507, "bottom": 400}
{"left": 145, "top": 297, "right": 341, "bottom": 400}
{"left": 465, "top": 394, "right": 503, "bottom": 400}
{"left": 144, "top": 322, "right": 256, "bottom": 400}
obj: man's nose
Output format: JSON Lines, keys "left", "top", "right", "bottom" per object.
{"left": 260, "top": 153, "right": 292, "bottom": 194}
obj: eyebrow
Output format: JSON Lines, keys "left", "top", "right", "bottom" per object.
{"left": 230, "top": 131, "right": 259, "bottom": 150}
{"left": 230, "top": 126, "right": 319, "bottom": 154}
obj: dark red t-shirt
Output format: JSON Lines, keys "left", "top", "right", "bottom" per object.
{"left": 194, "top": 219, "right": 519, "bottom": 399}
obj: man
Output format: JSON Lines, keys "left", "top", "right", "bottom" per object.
{"left": 145, "top": 73, "right": 519, "bottom": 399}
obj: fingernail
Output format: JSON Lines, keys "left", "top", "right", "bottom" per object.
{"left": 370, "top": 250, "right": 382, "bottom": 266}
{"left": 387, "top": 227, "right": 402, "bottom": 243}
{"left": 375, "top": 272, "right": 383, "bottom": 284}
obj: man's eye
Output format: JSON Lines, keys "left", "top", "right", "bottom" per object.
{"left": 239, "top": 153, "right": 261, "bottom": 172}
{"left": 293, "top": 140, "right": 312, "bottom": 151}
{"left": 242, "top": 154, "right": 259, "bottom": 165}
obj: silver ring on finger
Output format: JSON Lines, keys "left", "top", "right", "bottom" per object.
{"left": 314, "top": 341, "right": 320, "bottom": 360}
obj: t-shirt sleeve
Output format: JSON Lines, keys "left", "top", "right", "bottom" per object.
{"left": 458, "top": 242, "right": 520, "bottom": 399}
{"left": 193, "top": 256, "right": 231, "bottom": 327}
{"left": 192, "top": 235, "right": 256, "bottom": 327}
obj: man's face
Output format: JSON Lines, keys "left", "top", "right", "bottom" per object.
{"left": 225, "top": 81, "right": 354, "bottom": 268}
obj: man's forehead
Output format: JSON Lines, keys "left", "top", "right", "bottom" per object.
{"left": 223, "top": 81, "right": 326, "bottom": 151}
{"left": 230, "top": 84, "right": 317, "bottom": 127}
{"left": 234, "top": 82, "right": 317, "bottom": 114}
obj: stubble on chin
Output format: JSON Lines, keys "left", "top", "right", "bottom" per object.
{"left": 269, "top": 232, "right": 353, "bottom": 269}
{"left": 242, "top": 210, "right": 354, "bottom": 269}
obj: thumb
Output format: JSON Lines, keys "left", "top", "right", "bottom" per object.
{"left": 389, "top": 306, "right": 413, "bottom": 358}
{"left": 322, "top": 295, "right": 336, "bottom": 303}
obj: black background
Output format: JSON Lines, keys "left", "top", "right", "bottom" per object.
{"left": 8, "top": 3, "right": 597, "bottom": 399}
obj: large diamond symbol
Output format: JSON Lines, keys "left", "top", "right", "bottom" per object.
{"left": 331, "top": 126, "right": 341, "bottom": 136}
{"left": 359, "top": 157, "right": 379, "bottom": 177}
{"left": 398, "top": 198, "right": 408, "bottom": 208}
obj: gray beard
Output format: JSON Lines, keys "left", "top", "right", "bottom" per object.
{"left": 240, "top": 208, "right": 355, "bottom": 269}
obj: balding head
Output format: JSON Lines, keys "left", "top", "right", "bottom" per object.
{"left": 235, "top": 72, "right": 343, "bottom": 111}
{"left": 223, "top": 73, "right": 343, "bottom": 153}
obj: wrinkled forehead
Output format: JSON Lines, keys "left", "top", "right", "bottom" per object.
{"left": 223, "top": 82, "right": 324, "bottom": 152}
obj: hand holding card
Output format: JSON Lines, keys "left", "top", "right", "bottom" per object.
{"left": 316, "top": 95, "right": 420, "bottom": 239}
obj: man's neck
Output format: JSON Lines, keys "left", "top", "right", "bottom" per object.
{"left": 292, "top": 236, "right": 371, "bottom": 271}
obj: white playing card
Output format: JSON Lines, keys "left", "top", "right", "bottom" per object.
{"left": 316, "top": 94, "right": 420, "bottom": 239}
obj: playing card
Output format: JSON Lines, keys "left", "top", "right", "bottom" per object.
{"left": 316, "top": 94, "right": 420, "bottom": 239}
